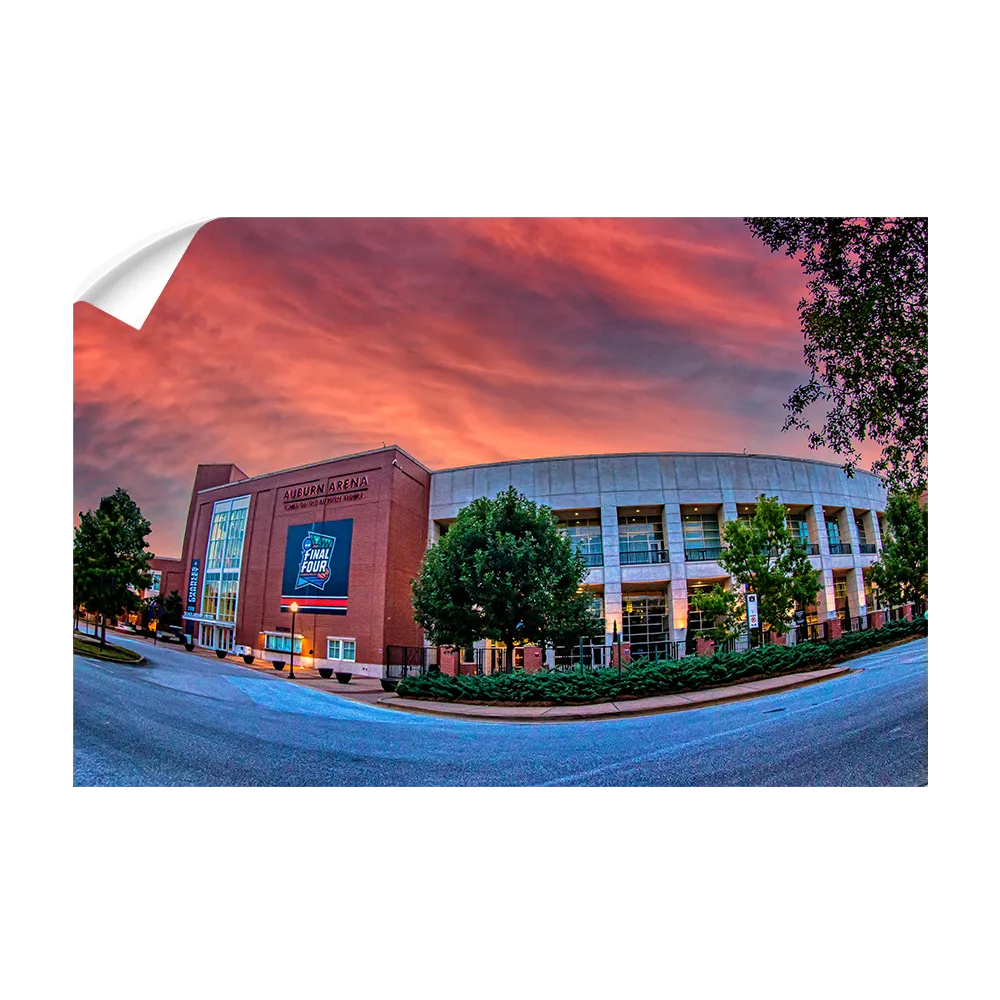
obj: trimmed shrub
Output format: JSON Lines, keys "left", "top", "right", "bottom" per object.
{"left": 395, "top": 618, "right": 926, "bottom": 705}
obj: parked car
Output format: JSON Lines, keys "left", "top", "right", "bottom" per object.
{"left": 156, "top": 625, "right": 190, "bottom": 644}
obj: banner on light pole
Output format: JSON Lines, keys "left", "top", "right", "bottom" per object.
{"left": 746, "top": 592, "right": 759, "bottom": 630}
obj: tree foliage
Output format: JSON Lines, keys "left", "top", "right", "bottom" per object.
{"left": 690, "top": 494, "right": 820, "bottom": 635}
{"left": 412, "top": 486, "right": 604, "bottom": 666}
{"left": 73, "top": 487, "right": 154, "bottom": 647}
{"left": 870, "top": 493, "right": 928, "bottom": 608}
{"left": 744, "top": 217, "right": 927, "bottom": 493}
{"left": 161, "top": 589, "right": 184, "bottom": 627}
{"left": 686, "top": 584, "right": 746, "bottom": 642}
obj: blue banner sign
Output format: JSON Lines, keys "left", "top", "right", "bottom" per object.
{"left": 187, "top": 558, "right": 200, "bottom": 614}
{"left": 281, "top": 520, "right": 353, "bottom": 615}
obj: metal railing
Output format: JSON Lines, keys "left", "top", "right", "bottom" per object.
{"left": 859, "top": 543, "right": 877, "bottom": 554}
{"left": 808, "top": 543, "right": 820, "bottom": 555}
{"left": 628, "top": 640, "right": 681, "bottom": 662}
{"left": 619, "top": 545, "right": 668, "bottom": 565}
{"left": 828, "top": 542, "right": 852, "bottom": 554}
{"left": 553, "top": 640, "right": 680, "bottom": 670}
{"left": 383, "top": 645, "right": 440, "bottom": 680}
{"left": 842, "top": 614, "right": 870, "bottom": 632}
{"left": 685, "top": 546, "right": 723, "bottom": 562}
{"left": 791, "top": 622, "right": 825, "bottom": 644}
{"left": 553, "top": 643, "right": 610, "bottom": 671}
{"left": 716, "top": 633, "right": 752, "bottom": 654}
{"left": 579, "top": 550, "right": 604, "bottom": 568}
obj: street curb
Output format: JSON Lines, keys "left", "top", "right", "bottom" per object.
{"left": 374, "top": 665, "right": 854, "bottom": 723}
{"left": 73, "top": 639, "right": 147, "bottom": 667}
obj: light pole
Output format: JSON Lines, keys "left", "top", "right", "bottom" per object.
{"left": 288, "top": 601, "right": 298, "bottom": 678}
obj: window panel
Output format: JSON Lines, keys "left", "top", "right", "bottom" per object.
{"left": 618, "top": 514, "right": 666, "bottom": 563}
{"left": 327, "top": 638, "right": 356, "bottom": 661}
{"left": 558, "top": 517, "right": 603, "bottom": 566}
{"left": 622, "top": 593, "right": 669, "bottom": 655}
{"left": 265, "top": 634, "right": 302, "bottom": 654}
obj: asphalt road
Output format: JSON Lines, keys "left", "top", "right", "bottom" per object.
{"left": 73, "top": 634, "right": 928, "bottom": 786}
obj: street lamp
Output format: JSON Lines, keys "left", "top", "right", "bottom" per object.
{"left": 288, "top": 601, "right": 298, "bottom": 678}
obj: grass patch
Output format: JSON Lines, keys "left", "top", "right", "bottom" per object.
{"left": 73, "top": 635, "right": 144, "bottom": 665}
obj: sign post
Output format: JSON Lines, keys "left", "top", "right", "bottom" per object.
{"left": 746, "top": 592, "right": 759, "bottom": 647}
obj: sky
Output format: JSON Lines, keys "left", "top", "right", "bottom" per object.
{"left": 74, "top": 217, "right": 874, "bottom": 555}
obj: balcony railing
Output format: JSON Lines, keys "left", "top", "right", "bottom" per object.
{"left": 828, "top": 542, "right": 852, "bottom": 554}
{"left": 619, "top": 545, "right": 668, "bottom": 566}
{"left": 685, "top": 546, "right": 723, "bottom": 562}
{"left": 576, "top": 550, "right": 604, "bottom": 568}
{"left": 808, "top": 543, "right": 820, "bottom": 555}
{"left": 859, "top": 543, "right": 877, "bottom": 554}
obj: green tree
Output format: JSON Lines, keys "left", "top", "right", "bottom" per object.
{"left": 686, "top": 584, "right": 746, "bottom": 643}
{"left": 73, "top": 487, "right": 154, "bottom": 649}
{"left": 691, "top": 494, "right": 821, "bottom": 637}
{"left": 870, "top": 493, "right": 928, "bottom": 609}
{"left": 161, "top": 589, "right": 184, "bottom": 627}
{"left": 412, "top": 486, "right": 603, "bottom": 669}
{"left": 744, "top": 217, "right": 927, "bottom": 493}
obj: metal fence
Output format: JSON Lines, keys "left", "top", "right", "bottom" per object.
{"left": 619, "top": 546, "right": 669, "bottom": 566}
{"left": 685, "top": 546, "right": 724, "bottom": 562}
{"left": 383, "top": 645, "right": 440, "bottom": 681}
{"left": 553, "top": 640, "right": 680, "bottom": 671}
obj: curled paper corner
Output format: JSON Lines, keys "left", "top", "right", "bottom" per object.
{"left": 76, "top": 219, "right": 214, "bottom": 330}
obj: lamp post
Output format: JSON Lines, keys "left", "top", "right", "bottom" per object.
{"left": 289, "top": 601, "right": 298, "bottom": 678}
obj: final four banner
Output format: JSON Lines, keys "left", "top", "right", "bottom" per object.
{"left": 280, "top": 519, "right": 354, "bottom": 615}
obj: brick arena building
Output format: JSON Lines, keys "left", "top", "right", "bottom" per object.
{"left": 162, "top": 446, "right": 890, "bottom": 677}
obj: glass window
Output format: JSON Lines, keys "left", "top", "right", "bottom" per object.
{"left": 854, "top": 516, "right": 868, "bottom": 545}
{"left": 201, "top": 579, "right": 219, "bottom": 619}
{"left": 618, "top": 514, "right": 666, "bottom": 564}
{"left": 201, "top": 495, "right": 251, "bottom": 623}
{"left": 327, "top": 638, "right": 357, "bottom": 661}
{"left": 826, "top": 519, "right": 841, "bottom": 546}
{"left": 834, "top": 578, "right": 848, "bottom": 599}
{"left": 265, "top": 633, "right": 302, "bottom": 654}
{"left": 622, "top": 593, "right": 669, "bottom": 656}
{"left": 199, "top": 624, "right": 234, "bottom": 651}
{"left": 683, "top": 512, "right": 721, "bottom": 558}
{"left": 148, "top": 570, "right": 161, "bottom": 594}
{"left": 686, "top": 582, "right": 716, "bottom": 633}
{"left": 558, "top": 516, "right": 603, "bottom": 567}
{"left": 787, "top": 516, "right": 810, "bottom": 548}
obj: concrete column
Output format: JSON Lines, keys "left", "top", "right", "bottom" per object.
{"left": 664, "top": 503, "right": 688, "bottom": 648}
{"left": 669, "top": 577, "right": 688, "bottom": 650}
{"left": 601, "top": 503, "right": 622, "bottom": 644}
{"left": 817, "top": 568, "right": 837, "bottom": 620}
{"left": 843, "top": 511, "right": 866, "bottom": 619}
{"left": 869, "top": 509, "right": 885, "bottom": 552}
{"left": 721, "top": 499, "right": 738, "bottom": 534}
{"left": 808, "top": 501, "right": 829, "bottom": 557}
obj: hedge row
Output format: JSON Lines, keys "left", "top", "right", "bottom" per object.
{"left": 394, "top": 617, "right": 927, "bottom": 705}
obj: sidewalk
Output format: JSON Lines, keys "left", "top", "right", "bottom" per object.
{"left": 77, "top": 622, "right": 853, "bottom": 721}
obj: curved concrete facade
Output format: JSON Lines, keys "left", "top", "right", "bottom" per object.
{"left": 428, "top": 452, "right": 888, "bottom": 649}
